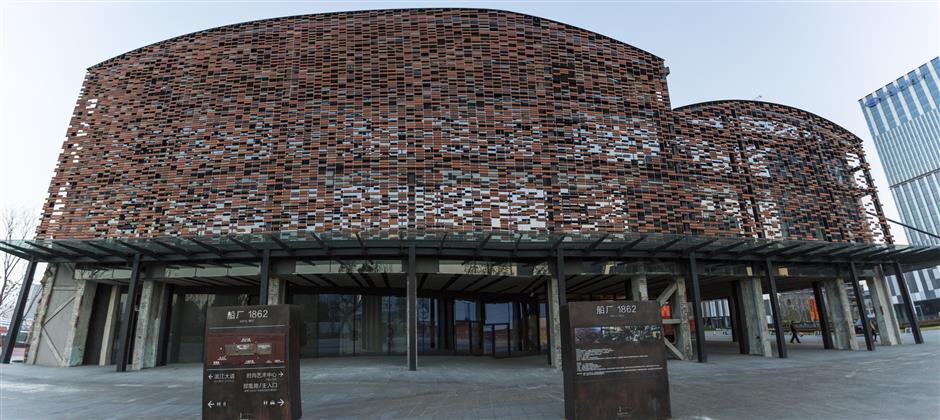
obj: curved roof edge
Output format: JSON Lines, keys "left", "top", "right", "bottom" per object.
{"left": 673, "top": 99, "right": 860, "bottom": 138}
{"left": 89, "top": 7, "right": 663, "bottom": 69}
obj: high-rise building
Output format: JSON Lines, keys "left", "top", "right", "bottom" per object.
{"left": 859, "top": 57, "right": 940, "bottom": 319}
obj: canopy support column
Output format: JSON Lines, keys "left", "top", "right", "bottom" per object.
{"left": 689, "top": 254, "right": 706, "bottom": 363}
{"left": 892, "top": 262, "right": 923, "bottom": 344}
{"left": 259, "top": 248, "right": 271, "bottom": 304}
{"left": 116, "top": 254, "right": 142, "bottom": 372}
{"left": 1, "top": 259, "right": 37, "bottom": 364}
{"left": 812, "top": 281, "right": 834, "bottom": 349}
{"left": 765, "top": 259, "right": 787, "bottom": 358}
{"left": 407, "top": 244, "right": 417, "bottom": 371}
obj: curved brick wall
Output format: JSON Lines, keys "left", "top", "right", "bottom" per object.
{"left": 37, "top": 9, "right": 886, "bottom": 243}
{"left": 673, "top": 100, "right": 890, "bottom": 243}
{"left": 38, "top": 8, "right": 684, "bottom": 239}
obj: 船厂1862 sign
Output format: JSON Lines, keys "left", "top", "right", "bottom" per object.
{"left": 203, "top": 305, "right": 301, "bottom": 420}
{"left": 561, "top": 300, "right": 670, "bottom": 419}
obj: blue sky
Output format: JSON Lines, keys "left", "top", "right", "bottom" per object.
{"left": 1, "top": 0, "right": 937, "bottom": 243}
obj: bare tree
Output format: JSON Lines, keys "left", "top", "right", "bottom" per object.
{"left": 0, "top": 208, "right": 38, "bottom": 320}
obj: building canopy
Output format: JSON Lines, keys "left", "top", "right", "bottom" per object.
{"left": 1, "top": 230, "right": 938, "bottom": 270}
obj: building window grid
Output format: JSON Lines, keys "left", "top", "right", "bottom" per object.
{"left": 872, "top": 99, "right": 888, "bottom": 135}
{"left": 861, "top": 101, "right": 879, "bottom": 138}
{"left": 888, "top": 91, "right": 909, "bottom": 124}
{"left": 917, "top": 175, "right": 940, "bottom": 244}
{"left": 880, "top": 89, "right": 900, "bottom": 130}
{"left": 902, "top": 184, "right": 925, "bottom": 233}
{"left": 879, "top": 129, "right": 903, "bottom": 184}
{"left": 931, "top": 57, "right": 940, "bottom": 89}
{"left": 910, "top": 70, "right": 934, "bottom": 112}
{"left": 911, "top": 181, "right": 936, "bottom": 239}
{"left": 900, "top": 78, "right": 922, "bottom": 118}
{"left": 891, "top": 186, "right": 915, "bottom": 238}
{"left": 926, "top": 174, "right": 940, "bottom": 238}
{"left": 873, "top": 133, "right": 892, "bottom": 182}
{"left": 904, "top": 120, "right": 925, "bottom": 180}
{"left": 926, "top": 112, "right": 940, "bottom": 168}
{"left": 910, "top": 116, "right": 934, "bottom": 173}
{"left": 922, "top": 65, "right": 940, "bottom": 106}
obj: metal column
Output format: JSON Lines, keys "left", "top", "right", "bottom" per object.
{"left": 258, "top": 248, "right": 271, "bottom": 304}
{"left": 848, "top": 263, "right": 874, "bottom": 351}
{"left": 445, "top": 298, "right": 454, "bottom": 350}
{"left": 688, "top": 253, "right": 707, "bottom": 363}
{"left": 728, "top": 294, "right": 738, "bottom": 344}
{"left": 534, "top": 299, "right": 542, "bottom": 353}
{"left": 545, "top": 277, "right": 552, "bottom": 365}
{"left": 764, "top": 259, "right": 787, "bottom": 358}
{"left": 731, "top": 281, "right": 749, "bottom": 355}
{"left": 1, "top": 259, "right": 38, "bottom": 364}
{"left": 556, "top": 246, "right": 567, "bottom": 306}
{"left": 406, "top": 244, "right": 417, "bottom": 370}
{"left": 514, "top": 301, "right": 524, "bottom": 351}
{"left": 116, "top": 254, "right": 142, "bottom": 372}
{"left": 891, "top": 262, "right": 923, "bottom": 344}
{"left": 812, "top": 281, "right": 834, "bottom": 349}
{"left": 477, "top": 302, "right": 486, "bottom": 353}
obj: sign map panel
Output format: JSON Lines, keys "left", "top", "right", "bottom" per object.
{"left": 561, "top": 300, "right": 670, "bottom": 419}
{"left": 203, "top": 305, "right": 301, "bottom": 420}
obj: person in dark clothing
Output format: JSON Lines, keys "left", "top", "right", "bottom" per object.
{"left": 869, "top": 319, "right": 879, "bottom": 343}
{"left": 789, "top": 322, "right": 801, "bottom": 343}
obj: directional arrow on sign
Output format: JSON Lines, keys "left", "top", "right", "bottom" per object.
{"left": 207, "top": 401, "right": 215, "bottom": 408}
{"left": 278, "top": 399, "right": 285, "bottom": 407}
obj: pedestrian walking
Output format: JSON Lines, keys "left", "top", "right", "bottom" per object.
{"left": 789, "top": 321, "right": 801, "bottom": 343}
{"left": 869, "top": 319, "right": 879, "bottom": 343}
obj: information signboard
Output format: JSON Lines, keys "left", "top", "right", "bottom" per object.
{"left": 561, "top": 300, "right": 670, "bottom": 420}
{"left": 203, "top": 305, "right": 301, "bottom": 420}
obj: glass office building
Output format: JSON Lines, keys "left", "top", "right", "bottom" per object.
{"left": 859, "top": 57, "right": 940, "bottom": 319}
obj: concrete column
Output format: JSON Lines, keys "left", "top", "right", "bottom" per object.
{"left": 631, "top": 274, "right": 649, "bottom": 301}
{"left": 739, "top": 277, "right": 772, "bottom": 357}
{"left": 547, "top": 274, "right": 563, "bottom": 368}
{"left": 868, "top": 267, "right": 902, "bottom": 346}
{"left": 671, "top": 277, "right": 694, "bottom": 361}
{"left": 98, "top": 285, "right": 122, "bottom": 365}
{"left": 28, "top": 264, "right": 88, "bottom": 366}
{"left": 821, "top": 279, "right": 858, "bottom": 350}
{"left": 25, "top": 265, "right": 58, "bottom": 365}
{"left": 60, "top": 278, "right": 98, "bottom": 367}
{"left": 131, "top": 281, "right": 169, "bottom": 370}
{"left": 267, "top": 276, "right": 287, "bottom": 305}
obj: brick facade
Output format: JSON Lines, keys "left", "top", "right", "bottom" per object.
{"left": 674, "top": 101, "right": 891, "bottom": 243}
{"left": 36, "top": 9, "right": 888, "bottom": 244}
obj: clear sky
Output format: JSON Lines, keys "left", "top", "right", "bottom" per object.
{"left": 1, "top": 0, "right": 937, "bottom": 243}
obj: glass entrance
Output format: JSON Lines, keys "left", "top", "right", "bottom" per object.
{"left": 164, "top": 290, "right": 536, "bottom": 363}
{"left": 165, "top": 293, "right": 256, "bottom": 363}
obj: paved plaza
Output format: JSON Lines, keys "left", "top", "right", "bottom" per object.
{"left": 1, "top": 331, "right": 938, "bottom": 419}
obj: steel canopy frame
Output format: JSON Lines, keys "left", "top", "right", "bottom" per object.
{"left": 1, "top": 230, "right": 938, "bottom": 268}
{"left": 2, "top": 229, "right": 937, "bottom": 371}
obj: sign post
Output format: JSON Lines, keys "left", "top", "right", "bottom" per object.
{"left": 561, "top": 300, "right": 670, "bottom": 419}
{"left": 203, "top": 305, "right": 301, "bottom": 420}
